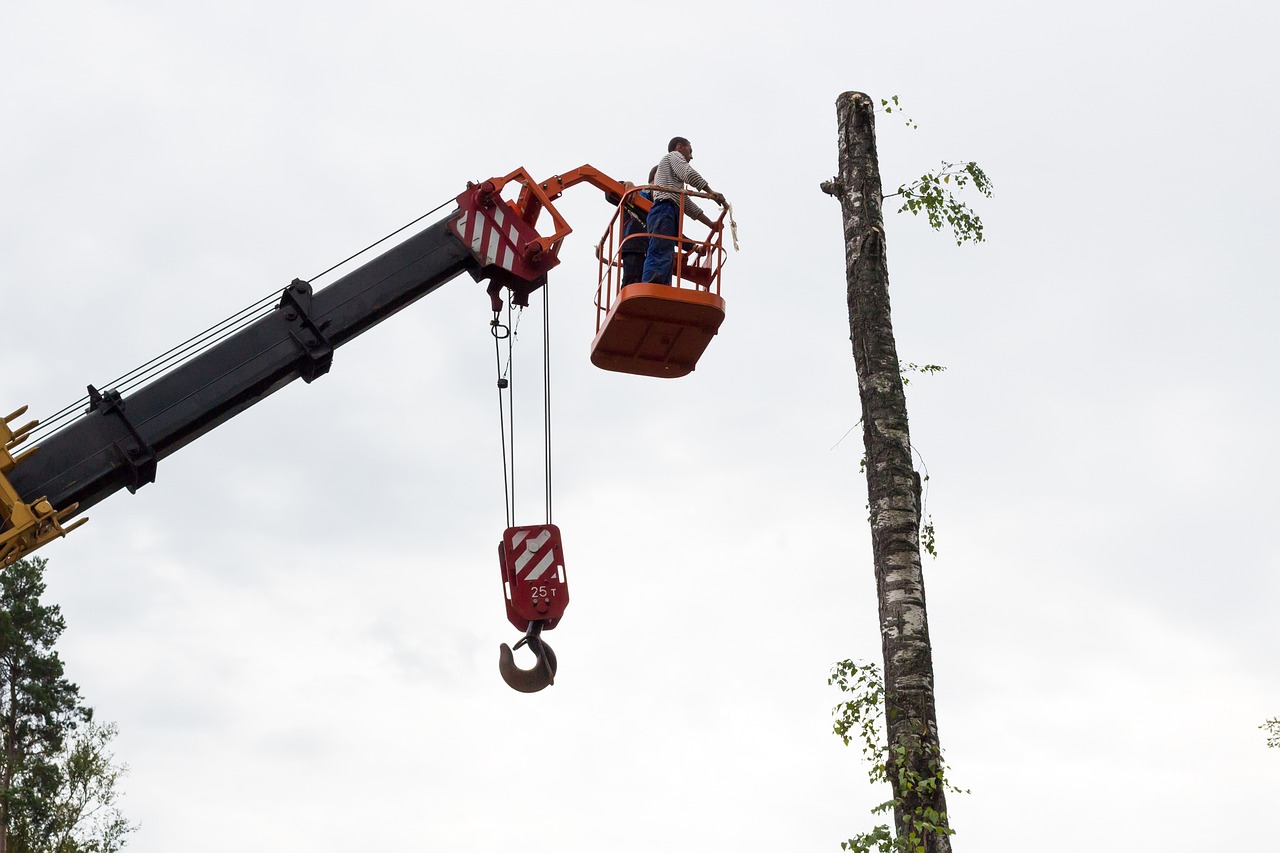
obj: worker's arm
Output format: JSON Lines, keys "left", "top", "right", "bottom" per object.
{"left": 691, "top": 208, "right": 718, "bottom": 229}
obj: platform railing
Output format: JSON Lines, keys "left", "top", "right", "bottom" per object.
{"left": 593, "top": 185, "right": 728, "bottom": 332}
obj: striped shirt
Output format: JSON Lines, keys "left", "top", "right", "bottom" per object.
{"left": 652, "top": 150, "right": 707, "bottom": 221}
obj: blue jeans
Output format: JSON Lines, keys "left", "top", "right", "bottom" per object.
{"left": 641, "top": 200, "right": 679, "bottom": 284}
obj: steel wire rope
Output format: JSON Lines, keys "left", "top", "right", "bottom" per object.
{"left": 27, "top": 196, "right": 459, "bottom": 445}
{"left": 29, "top": 293, "right": 279, "bottom": 444}
{"left": 492, "top": 303, "right": 524, "bottom": 528}
{"left": 491, "top": 290, "right": 554, "bottom": 529}
{"left": 542, "top": 285, "right": 553, "bottom": 524}
{"left": 508, "top": 303, "right": 516, "bottom": 528}
{"left": 492, "top": 320, "right": 512, "bottom": 527}
{"left": 292, "top": 196, "right": 466, "bottom": 370}
{"left": 305, "top": 196, "right": 457, "bottom": 284}
{"left": 110, "top": 300, "right": 276, "bottom": 396}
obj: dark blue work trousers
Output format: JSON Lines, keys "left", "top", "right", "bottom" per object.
{"left": 640, "top": 200, "right": 679, "bottom": 285}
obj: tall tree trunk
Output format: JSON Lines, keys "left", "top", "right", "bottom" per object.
{"left": 1, "top": 673, "right": 15, "bottom": 853}
{"left": 826, "top": 91, "right": 952, "bottom": 853}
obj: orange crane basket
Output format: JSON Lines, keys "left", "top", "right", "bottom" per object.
{"left": 590, "top": 186, "right": 728, "bottom": 378}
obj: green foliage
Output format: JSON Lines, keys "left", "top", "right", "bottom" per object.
{"left": 879, "top": 96, "right": 918, "bottom": 130}
{"left": 829, "top": 661, "right": 886, "bottom": 759}
{"left": 38, "top": 721, "right": 135, "bottom": 853}
{"left": 891, "top": 161, "right": 993, "bottom": 245}
{"left": 0, "top": 557, "right": 90, "bottom": 844}
{"left": 920, "top": 518, "right": 938, "bottom": 560}
{"left": 829, "top": 660, "right": 964, "bottom": 853}
{"left": 0, "top": 559, "right": 134, "bottom": 852}
{"left": 895, "top": 382, "right": 943, "bottom": 562}
{"left": 898, "top": 363, "right": 947, "bottom": 387}
{"left": 1263, "top": 718, "right": 1280, "bottom": 749}
{"left": 875, "top": 95, "right": 992, "bottom": 244}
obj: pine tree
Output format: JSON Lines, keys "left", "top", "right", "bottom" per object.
{"left": 0, "top": 557, "right": 91, "bottom": 853}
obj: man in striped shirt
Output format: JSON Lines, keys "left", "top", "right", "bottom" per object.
{"left": 641, "top": 136, "right": 726, "bottom": 285}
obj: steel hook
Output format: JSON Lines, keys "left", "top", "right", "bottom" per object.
{"left": 498, "top": 623, "right": 557, "bottom": 693}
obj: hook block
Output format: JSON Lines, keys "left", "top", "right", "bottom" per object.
{"left": 498, "top": 524, "right": 569, "bottom": 631}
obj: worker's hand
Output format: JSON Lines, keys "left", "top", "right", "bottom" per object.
{"left": 710, "top": 191, "right": 726, "bottom": 206}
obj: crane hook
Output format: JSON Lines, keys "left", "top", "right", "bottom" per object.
{"left": 499, "top": 622, "right": 557, "bottom": 693}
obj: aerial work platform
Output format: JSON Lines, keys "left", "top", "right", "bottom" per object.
{"left": 589, "top": 184, "right": 730, "bottom": 379}
{"left": 590, "top": 283, "right": 725, "bottom": 378}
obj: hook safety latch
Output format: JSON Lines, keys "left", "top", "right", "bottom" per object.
{"left": 497, "top": 524, "right": 569, "bottom": 693}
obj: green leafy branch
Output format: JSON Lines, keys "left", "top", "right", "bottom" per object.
{"left": 899, "top": 363, "right": 946, "bottom": 387}
{"left": 920, "top": 518, "right": 938, "bottom": 560}
{"left": 887, "top": 161, "right": 993, "bottom": 245}
{"left": 880, "top": 96, "right": 918, "bottom": 130}
{"left": 909, "top": 438, "right": 937, "bottom": 561}
{"left": 898, "top": 368, "right": 944, "bottom": 561}
{"left": 1263, "top": 718, "right": 1280, "bottom": 749}
{"left": 829, "top": 660, "right": 965, "bottom": 853}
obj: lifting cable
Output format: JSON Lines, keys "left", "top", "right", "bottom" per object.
{"left": 491, "top": 287, "right": 555, "bottom": 529}
{"left": 491, "top": 302, "right": 518, "bottom": 528}
{"left": 26, "top": 294, "right": 278, "bottom": 445}
{"left": 542, "top": 283, "right": 553, "bottom": 524}
{"left": 305, "top": 196, "right": 455, "bottom": 283}
{"left": 26, "top": 195, "right": 458, "bottom": 445}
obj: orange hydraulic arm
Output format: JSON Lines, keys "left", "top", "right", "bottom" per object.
{"left": 452, "top": 164, "right": 653, "bottom": 311}
{"left": 519, "top": 164, "right": 653, "bottom": 251}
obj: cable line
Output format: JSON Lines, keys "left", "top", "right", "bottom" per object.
{"left": 492, "top": 307, "right": 514, "bottom": 528}
{"left": 542, "top": 284, "right": 553, "bottom": 524}
{"left": 28, "top": 197, "right": 460, "bottom": 444}
{"left": 28, "top": 292, "right": 278, "bottom": 444}
{"left": 490, "top": 287, "right": 555, "bottom": 529}
{"left": 307, "top": 196, "right": 456, "bottom": 284}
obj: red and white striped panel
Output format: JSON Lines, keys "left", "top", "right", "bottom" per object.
{"left": 508, "top": 526, "right": 558, "bottom": 582}
{"left": 452, "top": 203, "right": 522, "bottom": 273}
{"left": 500, "top": 523, "right": 569, "bottom": 628}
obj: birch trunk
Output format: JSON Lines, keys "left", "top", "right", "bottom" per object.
{"left": 826, "top": 90, "right": 952, "bottom": 853}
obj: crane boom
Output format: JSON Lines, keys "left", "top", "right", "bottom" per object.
{"left": 0, "top": 164, "right": 614, "bottom": 566}
{"left": 8, "top": 218, "right": 475, "bottom": 518}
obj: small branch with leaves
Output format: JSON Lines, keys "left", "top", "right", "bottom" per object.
{"left": 879, "top": 96, "right": 918, "bottom": 130}
{"left": 899, "top": 363, "right": 947, "bottom": 387}
{"left": 824, "top": 96, "right": 993, "bottom": 245}
{"left": 885, "top": 161, "right": 993, "bottom": 245}
{"left": 1263, "top": 718, "right": 1280, "bottom": 749}
{"left": 829, "top": 660, "right": 966, "bottom": 853}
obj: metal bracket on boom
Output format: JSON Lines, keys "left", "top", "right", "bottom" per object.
{"left": 279, "top": 280, "right": 334, "bottom": 383}
{"left": 452, "top": 165, "right": 641, "bottom": 313}
{"left": 0, "top": 407, "right": 86, "bottom": 568}
{"left": 452, "top": 170, "right": 565, "bottom": 312}
{"left": 87, "top": 386, "right": 157, "bottom": 494}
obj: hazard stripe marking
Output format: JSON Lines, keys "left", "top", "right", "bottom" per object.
{"left": 513, "top": 528, "right": 552, "bottom": 573}
{"left": 524, "top": 549, "right": 556, "bottom": 582}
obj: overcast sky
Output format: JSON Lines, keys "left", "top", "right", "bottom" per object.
{"left": 2, "top": 1, "right": 1277, "bottom": 850}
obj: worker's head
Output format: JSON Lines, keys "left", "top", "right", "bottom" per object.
{"left": 648, "top": 165, "right": 658, "bottom": 183}
{"left": 668, "top": 136, "right": 693, "bottom": 160}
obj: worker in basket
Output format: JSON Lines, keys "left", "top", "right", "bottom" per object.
{"left": 640, "top": 136, "right": 726, "bottom": 286}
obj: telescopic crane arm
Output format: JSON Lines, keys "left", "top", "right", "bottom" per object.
{"left": 0, "top": 165, "right": 631, "bottom": 567}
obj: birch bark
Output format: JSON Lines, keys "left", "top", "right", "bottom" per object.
{"left": 826, "top": 90, "right": 952, "bottom": 853}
